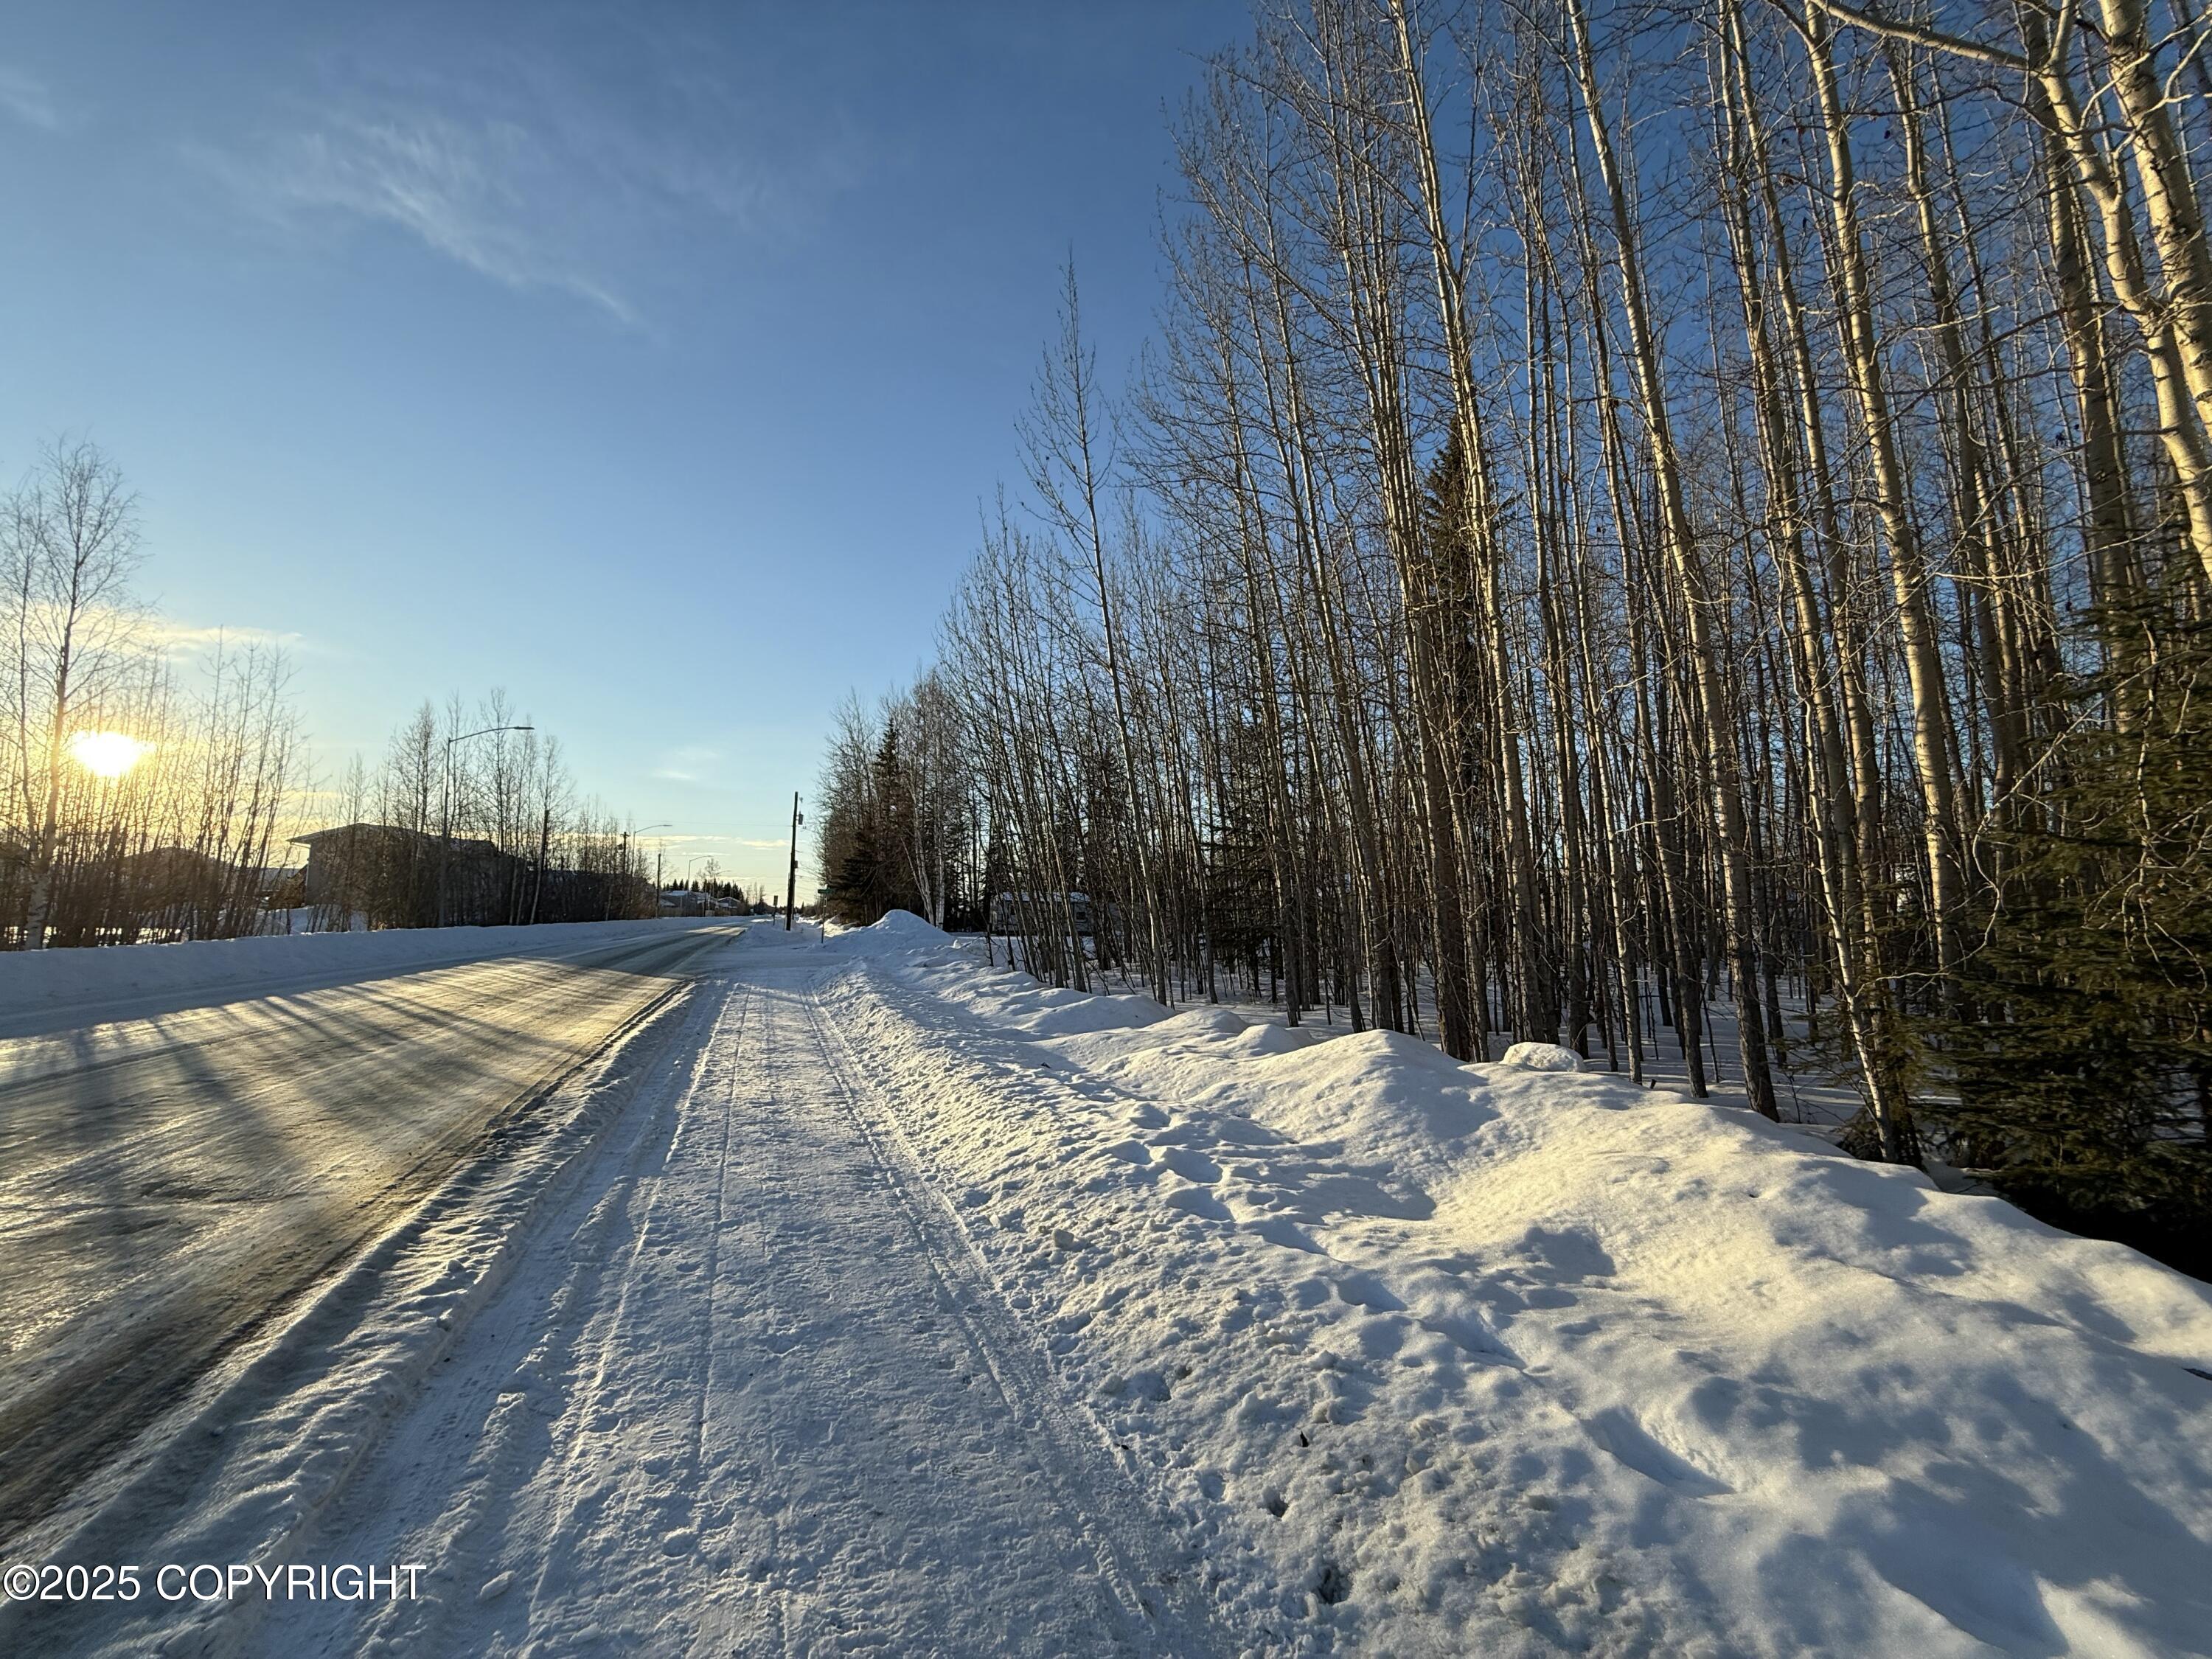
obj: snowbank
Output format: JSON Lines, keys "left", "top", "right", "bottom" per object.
{"left": 827, "top": 912, "right": 2212, "bottom": 1656}
{"left": 0, "top": 918, "right": 718, "bottom": 1038}
{"left": 1501, "top": 1040, "right": 1584, "bottom": 1072}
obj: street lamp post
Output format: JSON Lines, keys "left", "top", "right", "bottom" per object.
{"left": 439, "top": 724, "right": 532, "bottom": 928}
{"left": 637, "top": 823, "right": 672, "bottom": 896}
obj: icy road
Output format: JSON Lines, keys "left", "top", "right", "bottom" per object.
{"left": 0, "top": 925, "right": 732, "bottom": 1541}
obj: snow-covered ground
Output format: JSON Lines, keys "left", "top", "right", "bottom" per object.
{"left": 818, "top": 917, "right": 2212, "bottom": 1655}
{"left": 1043, "top": 942, "right": 1865, "bottom": 1131}
{"left": 6, "top": 914, "right": 2210, "bottom": 1656}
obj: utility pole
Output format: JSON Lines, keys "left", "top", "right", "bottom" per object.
{"left": 530, "top": 807, "right": 551, "bottom": 925}
{"left": 785, "top": 792, "right": 802, "bottom": 931}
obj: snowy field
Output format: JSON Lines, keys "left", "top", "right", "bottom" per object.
{"left": 2, "top": 914, "right": 2208, "bottom": 1656}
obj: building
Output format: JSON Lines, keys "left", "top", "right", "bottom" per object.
{"left": 291, "top": 823, "right": 508, "bottom": 928}
{"left": 990, "top": 891, "right": 1093, "bottom": 936}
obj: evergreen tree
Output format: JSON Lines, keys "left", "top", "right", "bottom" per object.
{"left": 1930, "top": 608, "right": 2212, "bottom": 1275}
{"left": 820, "top": 717, "right": 925, "bottom": 925}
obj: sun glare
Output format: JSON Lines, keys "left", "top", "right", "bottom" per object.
{"left": 68, "top": 730, "right": 153, "bottom": 779}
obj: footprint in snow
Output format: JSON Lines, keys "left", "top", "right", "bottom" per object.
{"left": 1166, "top": 1186, "right": 1233, "bottom": 1222}
{"left": 1158, "top": 1146, "right": 1222, "bottom": 1183}
{"left": 1105, "top": 1368, "right": 1170, "bottom": 1403}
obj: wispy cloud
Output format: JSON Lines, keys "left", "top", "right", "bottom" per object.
{"left": 628, "top": 832, "right": 786, "bottom": 850}
{"left": 0, "top": 63, "right": 61, "bottom": 132}
{"left": 200, "top": 108, "right": 641, "bottom": 322}
{"left": 651, "top": 742, "right": 726, "bottom": 784}
{"left": 147, "top": 620, "right": 315, "bottom": 658}
{"left": 191, "top": 24, "right": 865, "bottom": 325}
{"left": 17, "top": 605, "right": 315, "bottom": 667}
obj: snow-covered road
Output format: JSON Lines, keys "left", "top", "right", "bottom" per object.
{"left": 256, "top": 945, "right": 1216, "bottom": 1658}
{"left": 2, "top": 925, "right": 1220, "bottom": 1658}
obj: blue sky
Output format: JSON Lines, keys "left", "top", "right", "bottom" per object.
{"left": 0, "top": 1, "right": 1244, "bottom": 889}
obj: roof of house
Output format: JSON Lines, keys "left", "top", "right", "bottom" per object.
{"left": 291, "top": 823, "right": 500, "bottom": 855}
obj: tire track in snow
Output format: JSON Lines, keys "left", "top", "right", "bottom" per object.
{"left": 264, "top": 945, "right": 1220, "bottom": 1658}
{"left": 529, "top": 987, "right": 749, "bottom": 1575}
{"left": 0, "top": 927, "right": 735, "bottom": 1554}
{"left": 302, "top": 975, "right": 762, "bottom": 1658}
{"left": 1, "top": 964, "right": 720, "bottom": 1658}
{"left": 801, "top": 967, "right": 1228, "bottom": 1658}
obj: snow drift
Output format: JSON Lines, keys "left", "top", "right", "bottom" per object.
{"left": 827, "top": 911, "right": 2212, "bottom": 1656}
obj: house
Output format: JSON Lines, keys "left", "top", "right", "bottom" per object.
{"left": 116, "top": 844, "right": 228, "bottom": 892}
{"left": 292, "top": 823, "right": 498, "bottom": 901}
{"left": 990, "top": 891, "right": 1094, "bottom": 935}
{"left": 291, "top": 823, "right": 509, "bottom": 927}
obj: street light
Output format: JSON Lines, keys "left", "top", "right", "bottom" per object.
{"left": 636, "top": 822, "right": 673, "bottom": 891}
{"left": 439, "top": 724, "right": 533, "bottom": 928}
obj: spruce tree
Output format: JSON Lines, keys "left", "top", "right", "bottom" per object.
{"left": 1930, "top": 608, "right": 2212, "bottom": 1275}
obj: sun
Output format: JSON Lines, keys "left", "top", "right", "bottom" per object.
{"left": 68, "top": 731, "right": 153, "bottom": 779}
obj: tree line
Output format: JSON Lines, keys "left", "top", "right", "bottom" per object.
{"left": 3, "top": 440, "right": 669, "bottom": 946}
{"left": 303, "top": 692, "right": 664, "bottom": 931}
{"left": 819, "top": 0, "right": 2212, "bottom": 1270}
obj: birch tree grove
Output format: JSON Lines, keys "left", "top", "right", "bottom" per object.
{"left": 816, "top": 0, "right": 2212, "bottom": 1265}
{"left": 1, "top": 442, "right": 307, "bottom": 947}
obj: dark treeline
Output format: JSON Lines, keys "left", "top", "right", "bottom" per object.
{"left": 819, "top": 0, "right": 2212, "bottom": 1269}
{"left": 818, "top": 681, "right": 980, "bottom": 932}
{"left": 3, "top": 440, "right": 669, "bottom": 946}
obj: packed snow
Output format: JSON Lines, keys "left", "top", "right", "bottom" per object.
{"left": 821, "top": 914, "right": 2212, "bottom": 1655}
{"left": 4, "top": 911, "right": 2208, "bottom": 1656}
{"left": 0, "top": 924, "right": 737, "bottom": 1599}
